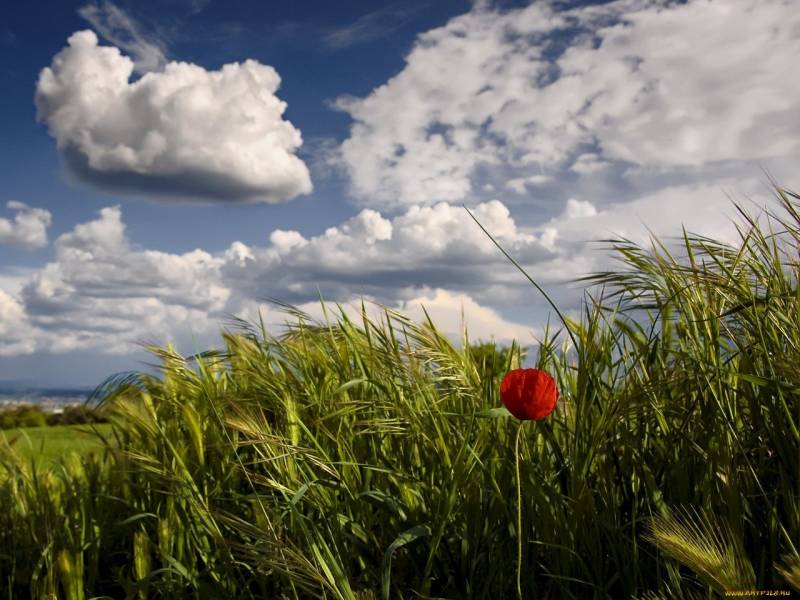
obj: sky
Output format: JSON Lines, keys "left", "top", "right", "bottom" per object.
{"left": 0, "top": 0, "right": 798, "bottom": 387}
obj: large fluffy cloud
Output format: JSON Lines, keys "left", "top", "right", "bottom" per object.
{"left": 18, "top": 206, "right": 228, "bottom": 354}
{"left": 3, "top": 176, "right": 770, "bottom": 359}
{"left": 337, "top": 0, "right": 800, "bottom": 208}
{"left": 0, "top": 175, "right": 784, "bottom": 359}
{"left": 2, "top": 202, "right": 552, "bottom": 356}
{"left": 219, "top": 199, "right": 556, "bottom": 309}
{"left": 0, "top": 201, "right": 52, "bottom": 249}
{"left": 35, "top": 30, "right": 312, "bottom": 203}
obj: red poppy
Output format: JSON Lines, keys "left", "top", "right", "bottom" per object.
{"left": 499, "top": 368, "right": 558, "bottom": 420}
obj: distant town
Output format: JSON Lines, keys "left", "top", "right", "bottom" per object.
{"left": 0, "top": 388, "right": 94, "bottom": 412}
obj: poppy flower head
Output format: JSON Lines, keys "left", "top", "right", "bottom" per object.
{"left": 499, "top": 368, "right": 558, "bottom": 421}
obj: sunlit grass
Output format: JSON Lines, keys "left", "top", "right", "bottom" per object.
{"left": 0, "top": 423, "right": 112, "bottom": 469}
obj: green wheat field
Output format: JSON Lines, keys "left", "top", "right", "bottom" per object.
{"left": 1, "top": 186, "right": 798, "bottom": 599}
{"left": 0, "top": 424, "right": 111, "bottom": 469}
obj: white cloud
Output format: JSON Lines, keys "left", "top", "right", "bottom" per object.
{"left": 562, "top": 199, "right": 598, "bottom": 219}
{"left": 78, "top": 1, "right": 167, "bottom": 73}
{"left": 337, "top": 0, "right": 800, "bottom": 208}
{"left": 16, "top": 206, "right": 227, "bottom": 355}
{"left": 1, "top": 177, "right": 786, "bottom": 360}
{"left": 2, "top": 201, "right": 555, "bottom": 356}
{"left": 220, "top": 199, "right": 556, "bottom": 308}
{"left": 394, "top": 288, "right": 539, "bottom": 345}
{"left": 545, "top": 180, "right": 755, "bottom": 250}
{"left": 36, "top": 30, "right": 312, "bottom": 203}
{"left": 0, "top": 290, "right": 36, "bottom": 356}
{"left": 0, "top": 201, "right": 52, "bottom": 249}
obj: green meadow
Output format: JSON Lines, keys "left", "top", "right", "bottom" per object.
{"left": 1, "top": 186, "right": 799, "bottom": 599}
{"left": 0, "top": 424, "right": 112, "bottom": 469}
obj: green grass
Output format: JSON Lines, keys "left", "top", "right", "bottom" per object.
{"left": 0, "top": 423, "right": 111, "bottom": 468}
{"left": 0, "top": 182, "right": 798, "bottom": 599}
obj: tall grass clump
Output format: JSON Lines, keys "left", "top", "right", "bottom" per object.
{"left": 0, "top": 183, "right": 798, "bottom": 598}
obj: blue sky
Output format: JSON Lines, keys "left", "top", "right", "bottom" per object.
{"left": 0, "top": 0, "right": 797, "bottom": 387}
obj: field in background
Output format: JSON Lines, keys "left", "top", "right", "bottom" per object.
{"left": 0, "top": 423, "right": 111, "bottom": 469}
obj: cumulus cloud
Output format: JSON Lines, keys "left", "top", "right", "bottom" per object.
{"left": 337, "top": 0, "right": 800, "bottom": 208}
{"left": 562, "top": 199, "right": 598, "bottom": 220}
{"left": 393, "top": 288, "right": 538, "bottom": 345}
{"left": 17, "top": 206, "right": 228, "bottom": 354}
{"left": 1, "top": 200, "right": 555, "bottom": 356}
{"left": 220, "top": 199, "right": 556, "bottom": 308}
{"left": 0, "top": 201, "right": 52, "bottom": 249}
{"left": 35, "top": 30, "right": 312, "bottom": 203}
{"left": 546, "top": 180, "right": 755, "bottom": 250}
{"left": 1, "top": 177, "right": 786, "bottom": 360}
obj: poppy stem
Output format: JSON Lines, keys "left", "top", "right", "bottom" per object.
{"left": 515, "top": 423, "right": 524, "bottom": 600}
{"left": 462, "top": 205, "right": 580, "bottom": 354}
